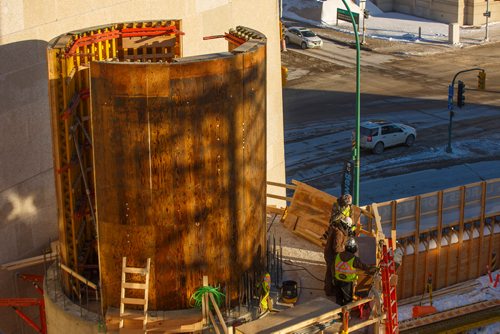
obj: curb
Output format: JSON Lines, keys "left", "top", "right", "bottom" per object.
{"left": 317, "top": 33, "right": 374, "bottom": 51}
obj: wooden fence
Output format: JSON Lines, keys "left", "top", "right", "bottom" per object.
{"left": 267, "top": 178, "right": 500, "bottom": 301}
{"left": 370, "top": 178, "right": 500, "bottom": 299}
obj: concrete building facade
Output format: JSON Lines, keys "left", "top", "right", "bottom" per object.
{"left": 0, "top": 1, "right": 285, "bottom": 332}
{"left": 373, "top": 0, "right": 500, "bottom": 25}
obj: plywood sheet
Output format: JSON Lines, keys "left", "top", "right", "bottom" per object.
{"left": 91, "top": 41, "right": 267, "bottom": 310}
{"left": 282, "top": 180, "right": 361, "bottom": 246}
{"left": 235, "top": 297, "right": 341, "bottom": 334}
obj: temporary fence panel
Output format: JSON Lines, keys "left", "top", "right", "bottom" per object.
{"left": 370, "top": 179, "right": 500, "bottom": 300}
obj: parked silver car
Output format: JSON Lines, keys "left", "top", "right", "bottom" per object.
{"left": 284, "top": 27, "right": 323, "bottom": 49}
{"left": 360, "top": 121, "right": 417, "bottom": 154}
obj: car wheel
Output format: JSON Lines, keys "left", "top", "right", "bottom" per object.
{"left": 405, "top": 134, "right": 415, "bottom": 147}
{"left": 373, "top": 142, "right": 384, "bottom": 154}
{"left": 301, "top": 42, "right": 307, "bottom": 49}
{"left": 285, "top": 36, "right": 289, "bottom": 44}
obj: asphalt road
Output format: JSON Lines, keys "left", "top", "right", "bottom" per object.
{"left": 282, "top": 32, "right": 500, "bottom": 195}
{"left": 285, "top": 36, "right": 394, "bottom": 69}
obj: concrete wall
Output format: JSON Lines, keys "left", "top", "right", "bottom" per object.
{"left": 373, "top": 0, "right": 395, "bottom": 12}
{"left": 467, "top": 0, "right": 500, "bottom": 26}
{"left": 0, "top": 1, "right": 285, "bottom": 332}
{"left": 390, "top": 0, "right": 460, "bottom": 24}
{"left": 373, "top": 0, "right": 500, "bottom": 25}
{"left": 44, "top": 264, "right": 100, "bottom": 334}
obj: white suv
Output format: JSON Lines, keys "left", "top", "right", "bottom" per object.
{"left": 284, "top": 27, "right": 323, "bottom": 49}
{"left": 360, "top": 121, "right": 417, "bottom": 154}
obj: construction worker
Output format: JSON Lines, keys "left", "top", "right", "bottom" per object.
{"left": 333, "top": 238, "right": 376, "bottom": 306}
{"left": 323, "top": 216, "right": 352, "bottom": 296}
{"left": 322, "top": 194, "right": 355, "bottom": 240}
{"left": 258, "top": 273, "right": 272, "bottom": 313}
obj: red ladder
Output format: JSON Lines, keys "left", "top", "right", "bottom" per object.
{"left": 381, "top": 239, "right": 399, "bottom": 334}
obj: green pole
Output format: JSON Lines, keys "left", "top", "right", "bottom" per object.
{"left": 340, "top": 0, "right": 361, "bottom": 206}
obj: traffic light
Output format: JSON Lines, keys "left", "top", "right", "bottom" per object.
{"left": 457, "top": 80, "right": 465, "bottom": 108}
{"left": 363, "top": 10, "right": 370, "bottom": 19}
{"left": 478, "top": 70, "right": 486, "bottom": 90}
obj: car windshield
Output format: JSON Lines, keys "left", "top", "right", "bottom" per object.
{"left": 361, "top": 127, "right": 378, "bottom": 136}
{"left": 301, "top": 30, "right": 316, "bottom": 37}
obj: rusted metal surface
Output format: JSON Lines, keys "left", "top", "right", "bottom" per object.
{"left": 90, "top": 41, "right": 267, "bottom": 310}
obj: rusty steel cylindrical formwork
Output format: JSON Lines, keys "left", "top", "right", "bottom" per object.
{"left": 90, "top": 41, "right": 267, "bottom": 310}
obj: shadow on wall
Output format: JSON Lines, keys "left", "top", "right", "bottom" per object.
{"left": 0, "top": 39, "right": 58, "bottom": 333}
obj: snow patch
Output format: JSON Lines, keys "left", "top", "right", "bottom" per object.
{"left": 398, "top": 271, "right": 500, "bottom": 323}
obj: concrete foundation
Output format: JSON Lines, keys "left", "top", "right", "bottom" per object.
{"left": 44, "top": 263, "right": 100, "bottom": 334}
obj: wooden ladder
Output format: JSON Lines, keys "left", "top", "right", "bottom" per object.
{"left": 119, "top": 257, "right": 151, "bottom": 331}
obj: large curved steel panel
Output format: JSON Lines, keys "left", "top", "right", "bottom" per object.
{"left": 90, "top": 42, "right": 266, "bottom": 309}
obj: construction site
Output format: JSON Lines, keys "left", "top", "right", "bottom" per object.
{"left": 1, "top": 1, "right": 500, "bottom": 334}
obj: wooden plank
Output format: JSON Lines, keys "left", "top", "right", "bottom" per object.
{"left": 123, "top": 267, "right": 148, "bottom": 275}
{"left": 477, "top": 181, "right": 487, "bottom": 276}
{"left": 466, "top": 229, "right": 474, "bottom": 281}
{"left": 202, "top": 276, "right": 208, "bottom": 326}
{"left": 412, "top": 196, "right": 421, "bottom": 297}
{"left": 435, "top": 191, "right": 443, "bottom": 289}
{"left": 107, "top": 306, "right": 202, "bottom": 332}
{"left": 266, "top": 206, "right": 286, "bottom": 215}
{"left": 60, "top": 263, "right": 97, "bottom": 290}
{"left": 398, "top": 299, "right": 500, "bottom": 331}
{"left": 267, "top": 193, "right": 293, "bottom": 202}
{"left": 282, "top": 180, "right": 337, "bottom": 238}
{"left": 423, "top": 234, "right": 430, "bottom": 297}
{"left": 371, "top": 203, "right": 384, "bottom": 243}
{"left": 209, "top": 293, "right": 228, "bottom": 334}
{"left": 267, "top": 181, "right": 297, "bottom": 190}
{"left": 399, "top": 239, "right": 407, "bottom": 299}
{"left": 122, "top": 282, "right": 147, "bottom": 289}
{"left": 235, "top": 297, "right": 342, "bottom": 334}
{"left": 347, "top": 316, "right": 382, "bottom": 332}
{"left": 121, "top": 298, "right": 147, "bottom": 305}
{"left": 444, "top": 234, "right": 451, "bottom": 287}
{"left": 294, "top": 229, "right": 323, "bottom": 247}
{"left": 391, "top": 200, "right": 397, "bottom": 232}
{"left": 456, "top": 186, "right": 466, "bottom": 284}
{"left": 208, "top": 308, "right": 221, "bottom": 334}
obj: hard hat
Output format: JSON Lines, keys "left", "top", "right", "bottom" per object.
{"left": 341, "top": 216, "right": 353, "bottom": 228}
{"left": 264, "top": 273, "right": 271, "bottom": 283}
{"left": 341, "top": 194, "right": 352, "bottom": 205}
{"left": 345, "top": 238, "right": 358, "bottom": 253}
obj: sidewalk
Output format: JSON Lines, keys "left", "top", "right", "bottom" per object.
{"left": 326, "top": 160, "right": 500, "bottom": 206}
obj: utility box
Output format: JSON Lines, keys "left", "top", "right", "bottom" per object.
{"left": 449, "top": 23, "right": 460, "bottom": 44}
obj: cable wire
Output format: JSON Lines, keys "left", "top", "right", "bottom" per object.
{"left": 189, "top": 285, "right": 225, "bottom": 309}
{"left": 283, "top": 260, "right": 325, "bottom": 282}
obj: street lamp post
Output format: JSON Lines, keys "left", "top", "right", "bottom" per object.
{"left": 339, "top": 0, "right": 361, "bottom": 206}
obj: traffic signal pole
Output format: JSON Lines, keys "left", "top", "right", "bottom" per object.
{"left": 446, "top": 68, "right": 484, "bottom": 153}
{"left": 339, "top": 0, "right": 361, "bottom": 206}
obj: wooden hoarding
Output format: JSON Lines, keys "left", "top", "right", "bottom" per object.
{"left": 90, "top": 41, "right": 267, "bottom": 310}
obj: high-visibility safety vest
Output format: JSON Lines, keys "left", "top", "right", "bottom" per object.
{"left": 334, "top": 254, "right": 358, "bottom": 282}
{"left": 333, "top": 202, "right": 352, "bottom": 218}
{"left": 341, "top": 205, "right": 351, "bottom": 217}
{"left": 335, "top": 203, "right": 355, "bottom": 233}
